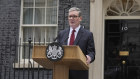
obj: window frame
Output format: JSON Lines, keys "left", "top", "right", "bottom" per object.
{"left": 14, "top": 0, "right": 59, "bottom": 68}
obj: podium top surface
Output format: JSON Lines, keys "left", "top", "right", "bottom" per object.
{"left": 32, "top": 45, "right": 89, "bottom": 70}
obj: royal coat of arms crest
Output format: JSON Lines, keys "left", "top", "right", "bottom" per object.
{"left": 46, "top": 42, "right": 64, "bottom": 61}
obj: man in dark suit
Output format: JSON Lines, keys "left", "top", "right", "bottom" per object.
{"left": 57, "top": 7, "right": 95, "bottom": 79}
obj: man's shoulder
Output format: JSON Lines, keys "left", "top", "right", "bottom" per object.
{"left": 81, "top": 27, "right": 93, "bottom": 35}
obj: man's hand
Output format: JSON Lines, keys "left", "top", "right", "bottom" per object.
{"left": 86, "top": 55, "right": 91, "bottom": 65}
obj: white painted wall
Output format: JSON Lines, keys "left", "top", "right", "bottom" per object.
{"left": 89, "top": 0, "right": 104, "bottom": 79}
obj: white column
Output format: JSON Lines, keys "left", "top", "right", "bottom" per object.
{"left": 89, "top": 0, "right": 104, "bottom": 79}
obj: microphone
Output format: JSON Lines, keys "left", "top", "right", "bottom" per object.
{"left": 53, "top": 36, "right": 58, "bottom": 42}
{"left": 83, "top": 26, "right": 85, "bottom": 28}
{"left": 53, "top": 36, "right": 69, "bottom": 45}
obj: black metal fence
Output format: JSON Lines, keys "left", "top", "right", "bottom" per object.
{"left": 0, "top": 38, "right": 52, "bottom": 79}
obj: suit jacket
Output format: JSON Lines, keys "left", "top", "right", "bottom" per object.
{"left": 57, "top": 26, "right": 95, "bottom": 79}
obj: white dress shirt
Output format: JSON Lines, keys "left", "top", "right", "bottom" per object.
{"left": 67, "top": 25, "right": 81, "bottom": 45}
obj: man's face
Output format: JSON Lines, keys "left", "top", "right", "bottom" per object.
{"left": 68, "top": 11, "right": 82, "bottom": 29}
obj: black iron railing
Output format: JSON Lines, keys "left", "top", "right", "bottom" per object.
{"left": 0, "top": 38, "right": 52, "bottom": 79}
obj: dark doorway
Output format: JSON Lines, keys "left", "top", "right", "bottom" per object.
{"left": 104, "top": 20, "right": 140, "bottom": 79}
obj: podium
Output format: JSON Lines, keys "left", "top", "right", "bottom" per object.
{"left": 32, "top": 45, "right": 89, "bottom": 79}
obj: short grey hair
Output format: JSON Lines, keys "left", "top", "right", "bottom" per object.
{"left": 69, "top": 7, "right": 82, "bottom": 17}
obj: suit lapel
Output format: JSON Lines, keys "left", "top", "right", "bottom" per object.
{"left": 74, "top": 27, "right": 84, "bottom": 45}
{"left": 62, "top": 28, "right": 70, "bottom": 45}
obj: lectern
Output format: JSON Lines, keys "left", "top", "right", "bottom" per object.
{"left": 32, "top": 45, "right": 89, "bottom": 79}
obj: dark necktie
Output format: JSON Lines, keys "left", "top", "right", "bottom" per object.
{"left": 69, "top": 30, "right": 75, "bottom": 45}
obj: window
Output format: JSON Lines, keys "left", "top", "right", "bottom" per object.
{"left": 16, "top": 0, "right": 59, "bottom": 68}
{"left": 106, "top": 0, "right": 140, "bottom": 16}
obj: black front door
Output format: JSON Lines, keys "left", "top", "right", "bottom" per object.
{"left": 104, "top": 20, "right": 140, "bottom": 79}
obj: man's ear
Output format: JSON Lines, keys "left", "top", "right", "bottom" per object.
{"left": 79, "top": 16, "right": 82, "bottom": 21}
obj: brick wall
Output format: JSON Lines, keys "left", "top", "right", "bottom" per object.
{"left": 0, "top": 0, "right": 21, "bottom": 64}
{"left": 0, "top": 0, "right": 21, "bottom": 79}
